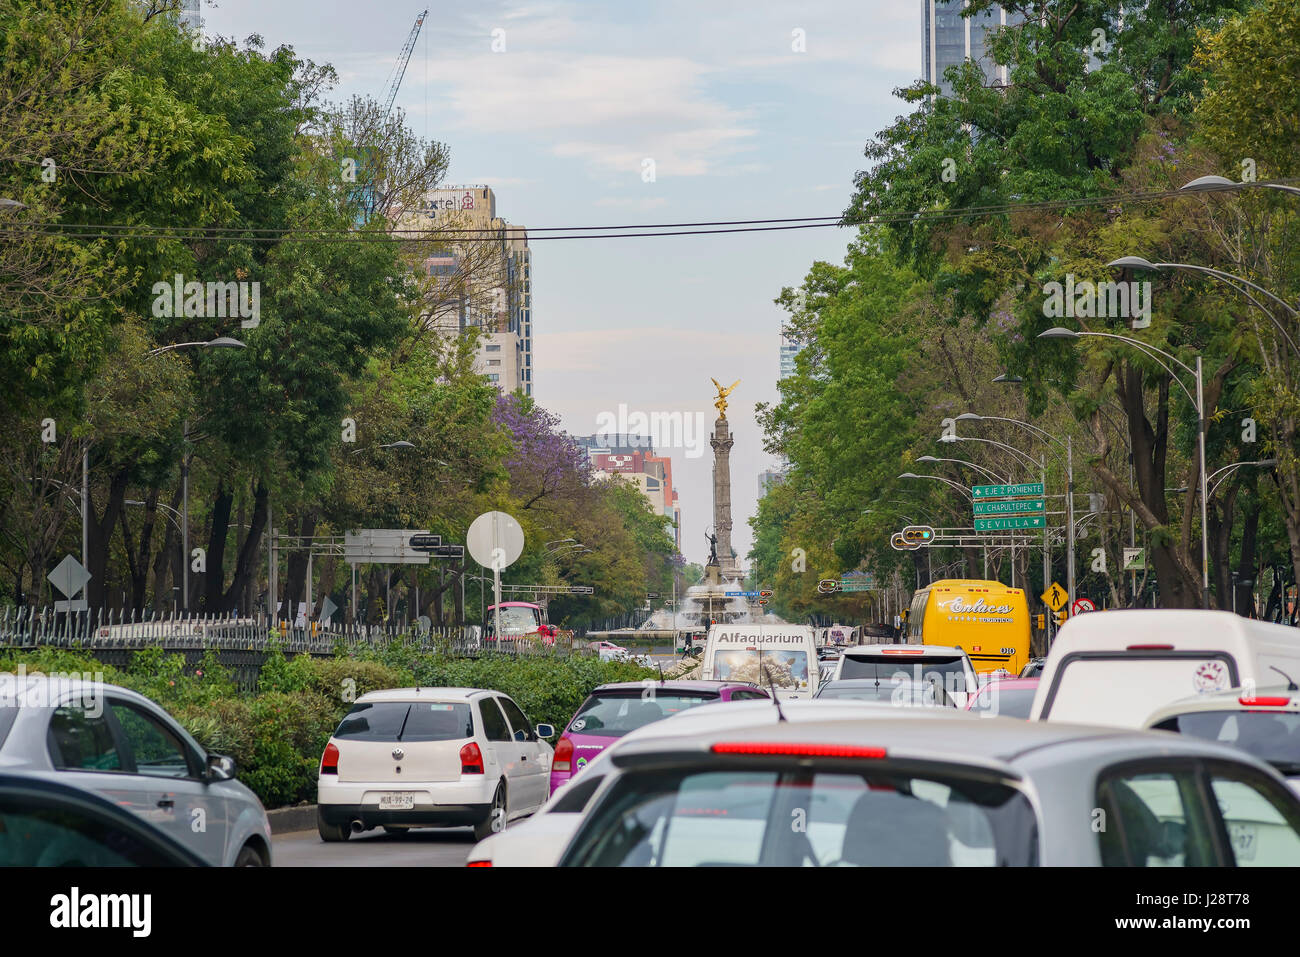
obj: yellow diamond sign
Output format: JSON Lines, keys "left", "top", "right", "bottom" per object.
{"left": 1041, "top": 582, "right": 1068, "bottom": 611}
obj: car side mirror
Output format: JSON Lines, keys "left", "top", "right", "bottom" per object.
{"left": 206, "top": 753, "right": 237, "bottom": 782}
{"left": 535, "top": 724, "right": 555, "bottom": 738}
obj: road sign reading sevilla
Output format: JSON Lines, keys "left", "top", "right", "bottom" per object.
{"left": 973, "top": 515, "right": 1045, "bottom": 531}
{"left": 971, "top": 482, "right": 1045, "bottom": 499}
{"left": 972, "top": 499, "right": 1045, "bottom": 516}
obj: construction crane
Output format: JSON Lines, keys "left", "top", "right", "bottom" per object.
{"left": 381, "top": 9, "right": 428, "bottom": 122}
{"left": 354, "top": 9, "right": 428, "bottom": 224}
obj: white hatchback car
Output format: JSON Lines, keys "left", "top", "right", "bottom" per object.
{"left": 0, "top": 674, "right": 272, "bottom": 866}
{"left": 317, "top": 687, "right": 554, "bottom": 842}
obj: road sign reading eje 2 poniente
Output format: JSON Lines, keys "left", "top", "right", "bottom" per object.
{"left": 971, "top": 482, "right": 1045, "bottom": 499}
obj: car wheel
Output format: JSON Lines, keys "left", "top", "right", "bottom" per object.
{"left": 317, "top": 808, "right": 351, "bottom": 843}
{"left": 474, "top": 782, "right": 507, "bottom": 842}
{"left": 234, "top": 842, "right": 268, "bottom": 867}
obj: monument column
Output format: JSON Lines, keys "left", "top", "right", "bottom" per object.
{"left": 711, "top": 417, "right": 738, "bottom": 578}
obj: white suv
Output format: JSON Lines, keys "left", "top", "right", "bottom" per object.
{"left": 316, "top": 687, "right": 554, "bottom": 842}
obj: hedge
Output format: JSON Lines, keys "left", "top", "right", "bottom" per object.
{"left": 0, "top": 644, "right": 653, "bottom": 809}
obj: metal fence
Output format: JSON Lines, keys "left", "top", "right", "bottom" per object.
{"left": 0, "top": 606, "right": 590, "bottom": 689}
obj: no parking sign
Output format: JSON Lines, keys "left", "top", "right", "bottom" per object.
{"left": 1071, "top": 597, "right": 1097, "bottom": 615}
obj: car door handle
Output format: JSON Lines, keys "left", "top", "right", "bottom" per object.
{"left": 157, "top": 798, "right": 174, "bottom": 808}
{"left": 521, "top": 755, "right": 528, "bottom": 761}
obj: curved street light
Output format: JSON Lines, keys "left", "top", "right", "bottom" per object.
{"left": 146, "top": 336, "right": 247, "bottom": 357}
{"left": 1207, "top": 459, "right": 1278, "bottom": 500}
{"left": 915, "top": 455, "right": 1008, "bottom": 485}
{"left": 1039, "top": 326, "right": 1210, "bottom": 609}
{"left": 898, "top": 472, "right": 973, "bottom": 500}
{"left": 1180, "top": 174, "right": 1300, "bottom": 198}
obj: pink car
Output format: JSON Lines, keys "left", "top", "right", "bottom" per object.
{"left": 965, "top": 677, "right": 1040, "bottom": 719}
{"left": 550, "top": 680, "right": 769, "bottom": 794}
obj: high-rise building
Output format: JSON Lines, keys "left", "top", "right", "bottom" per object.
{"left": 413, "top": 186, "right": 532, "bottom": 396}
{"left": 178, "top": 0, "right": 201, "bottom": 30}
{"left": 923, "top": 1, "right": 1008, "bottom": 97}
{"left": 758, "top": 469, "right": 785, "bottom": 498}
{"left": 779, "top": 332, "right": 800, "bottom": 382}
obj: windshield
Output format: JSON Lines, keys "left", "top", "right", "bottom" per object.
{"left": 488, "top": 606, "right": 541, "bottom": 635}
{"left": 840, "top": 655, "right": 970, "bottom": 693}
{"left": 334, "top": 702, "right": 474, "bottom": 741}
{"left": 712, "top": 649, "right": 811, "bottom": 691}
{"left": 568, "top": 692, "right": 718, "bottom": 737}
{"left": 1156, "top": 711, "right": 1300, "bottom": 773}
{"left": 566, "top": 766, "right": 1037, "bottom": 866}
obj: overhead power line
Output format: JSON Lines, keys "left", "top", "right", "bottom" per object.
{"left": 3, "top": 179, "right": 1296, "bottom": 244}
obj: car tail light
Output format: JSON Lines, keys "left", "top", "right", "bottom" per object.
{"left": 711, "top": 742, "right": 887, "bottom": 758}
{"left": 1239, "top": 696, "right": 1291, "bottom": 707}
{"left": 553, "top": 735, "right": 574, "bottom": 772}
{"left": 460, "top": 741, "right": 484, "bottom": 774}
{"left": 466, "top": 860, "right": 492, "bottom": 867}
{"left": 320, "top": 742, "right": 339, "bottom": 775}
{"left": 1126, "top": 644, "right": 1175, "bottom": 650}
{"left": 881, "top": 649, "right": 924, "bottom": 655}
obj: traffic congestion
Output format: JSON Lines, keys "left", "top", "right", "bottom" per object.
{"left": 5, "top": 0, "right": 1299, "bottom": 941}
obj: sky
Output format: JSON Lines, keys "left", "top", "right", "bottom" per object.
{"left": 199, "top": 0, "right": 921, "bottom": 567}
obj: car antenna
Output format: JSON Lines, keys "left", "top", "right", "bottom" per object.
{"left": 657, "top": 662, "right": 665, "bottom": 686}
{"left": 761, "top": 663, "right": 788, "bottom": 723}
{"left": 1269, "top": 665, "right": 1299, "bottom": 692}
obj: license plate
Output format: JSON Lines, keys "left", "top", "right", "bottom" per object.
{"left": 1228, "top": 822, "right": 1257, "bottom": 861}
{"left": 378, "top": 793, "right": 415, "bottom": 810}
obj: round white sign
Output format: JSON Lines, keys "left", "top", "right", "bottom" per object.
{"left": 466, "top": 511, "right": 525, "bottom": 570}
{"left": 1071, "top": 597, "right": 1097, "bottom": 615}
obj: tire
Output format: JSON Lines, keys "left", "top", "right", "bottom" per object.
{"left": 474, "top": 782, "right": 507, "bottom": 842}
{"left": 234, "top": 842, "right": 268, "bottom": 867}
{"left": 317, "top": 808, "right": 351, "bottom": 843}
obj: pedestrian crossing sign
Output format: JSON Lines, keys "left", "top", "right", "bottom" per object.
{"left": 1041, "top": 582, "right": 1068, "bottom": 611}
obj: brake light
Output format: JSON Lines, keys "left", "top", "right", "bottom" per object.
{"left": 320, "top": 742, "right": 339, "bottom": 775}
{"left": 553, "top": 736, "right": 574, "bottom": 772}
{"left": 711, "top": 742, "right": 887, "bottom": 758}
{"left": 1126, "top": 644, "right": 1174, "bottom": 650}
{"left": 1239, "top": 696, "right": 1291, "bottom": 707}
{"left": 460, "top": 741, "right": 484, "bottom": 774}
{"left": 466, "top": 861, "right": 492, "bottom": 867}
{"left": 881, "top": 649, "right": 924, "bottom": 655}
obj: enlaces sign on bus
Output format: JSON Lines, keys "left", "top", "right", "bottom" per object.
{"left": 906, "top": 580, "right": 1030, "bottom": 675}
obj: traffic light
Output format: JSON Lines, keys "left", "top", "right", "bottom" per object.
{"left": 901, "top": 525, "right": 935, "bottom": 546}
{"left": 1035, "top": 614, "right": 1045, "bottom": 630}
{"left": 759, "top": 590, "right": 773, "bottom": 598}
{"left": 1053, "top": 609, "right": 1068, "bottom": 627}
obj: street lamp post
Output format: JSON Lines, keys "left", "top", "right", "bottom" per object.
{"left": 1040, "top": 327, "right": 1210, "bottom": 609}
{"left": 145, "top": 336, "right": 246, "bottom": 611}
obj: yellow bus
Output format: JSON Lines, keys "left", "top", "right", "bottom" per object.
{"left": 904, "top": 579, "right": 1031, "bottom": 675}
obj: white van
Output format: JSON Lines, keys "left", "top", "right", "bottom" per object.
{"left": 700, "top": 624, "right": 819, "bottom": 699}
{"left": 1030, "top": 610, "right": 1300, "bottom": 728}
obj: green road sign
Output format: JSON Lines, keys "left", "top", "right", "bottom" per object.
{"left": 972, "top": 498, "right": 1045, "bottom": 516}
{"left": 974, "top": 515, "right": 1046, "bottom": 531}
{"left": 971, "top": 482, "right": 1045, "bottom": 499}
{"left": 839, "top": 583, "right": 876, "bottom": 592}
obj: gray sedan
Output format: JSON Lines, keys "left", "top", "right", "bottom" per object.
{"left": 556, "top": 715, "right": 1300, "bottom": 866}
{"left": 0, "top": 674, "right": 272, "bottom": 866}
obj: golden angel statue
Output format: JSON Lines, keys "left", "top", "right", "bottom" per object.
{"left": 711, "top": 377, "right": 741, "bottom": 419}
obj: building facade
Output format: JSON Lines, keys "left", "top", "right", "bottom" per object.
{"left": 577, "top": 436, "right": 682, "bottom": 550}
{"left": 412, "top": 186, "right": 533, "bottom": 397}
{"left": 923, "top": 1, "right": 1008, "bottom": 97}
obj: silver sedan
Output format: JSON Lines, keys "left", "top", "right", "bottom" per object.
{"left": 555, "top": 715, "right": 1300, "bottom": 866}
